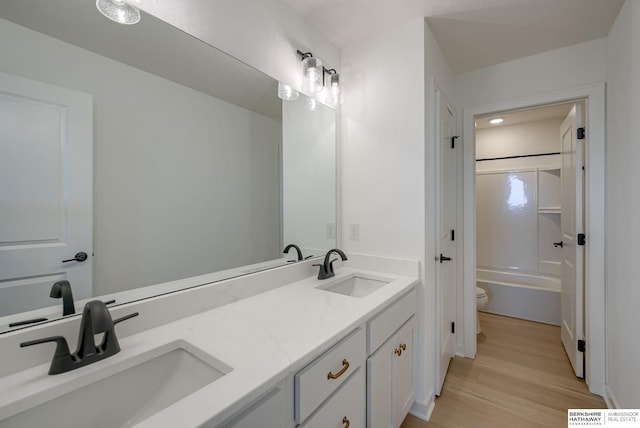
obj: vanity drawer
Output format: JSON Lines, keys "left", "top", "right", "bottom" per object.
{"left": 367, "top": 288, "right": 416, "bottom": 354}
{"left": 298, "top": 367, "right": 365, "bottom": 428}
{"left": 295, "top": 327, "right": 365, "bottom": 423}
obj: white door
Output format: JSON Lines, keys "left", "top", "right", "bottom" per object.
{"left": 560, "top": 104, "right": 585, "bottom": 378}
{"left": 435, "top": 90, "right": 457, "bottom": 394}
{"left": 0, "top": 71, "right": 93, "bottom": 318}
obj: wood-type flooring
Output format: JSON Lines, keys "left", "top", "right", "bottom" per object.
{"left": 401, "top": 312, "right": 606, "bottom": 428}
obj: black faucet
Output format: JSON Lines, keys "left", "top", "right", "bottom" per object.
{"left": 20, "top": 300, "right": 138, "bottom": 375}
{"left": 283, "top": 244, "right": 303, "bottom": 261}
{"left": 50, "top": 280, "right": 75, "bottom": 316}
{"left": 313, "top": 248, "right": 348, "bottom": 280}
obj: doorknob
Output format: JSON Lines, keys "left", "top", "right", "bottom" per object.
{"left": 553, "top": 241, "right": 564, "bottom": 248}
{"left": 62, "top": 252, "right": 88, "bottom": 263}
{"left": 438, "top": 253, "right": 452, "bottom": 263}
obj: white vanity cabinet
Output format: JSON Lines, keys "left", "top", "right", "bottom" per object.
{"left": 366, "top": 289, "right": 417, "bottom": 428}
{"left": 295, "top": 327, "right": 366, "bottom": 427}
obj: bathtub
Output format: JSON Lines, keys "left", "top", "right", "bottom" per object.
{"left": 476, "top": 268, "right": 560, "bottom": 325}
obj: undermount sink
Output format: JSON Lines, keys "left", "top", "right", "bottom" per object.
{"left": 4, "top": 342, "right": 231, "bottom": 428}
{"left": 317, "top": 274, "right": 391, "bottom": 298}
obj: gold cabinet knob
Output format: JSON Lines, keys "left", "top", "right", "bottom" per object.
{"left": 343, "top": 416, "right": 351, "bottom": 427}
{"left": 395, "top": 347, "right": 402, "bottom": 356}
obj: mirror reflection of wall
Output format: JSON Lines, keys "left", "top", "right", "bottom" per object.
{"left": 282, "top": 96, "right": 336, "bottom": 257}
{"left": 0, "top": 0, "right": 336, "bottom": 332}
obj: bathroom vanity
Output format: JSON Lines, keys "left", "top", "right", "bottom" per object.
{"left": 0, "top": 256, "right": 418, "bottom": 427}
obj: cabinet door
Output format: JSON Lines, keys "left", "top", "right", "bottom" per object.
{"left": 367, "top": 339, "right": 394, "bottom": 428}
{"left": 393, "top": 317, "right": 417, "bottom": 428}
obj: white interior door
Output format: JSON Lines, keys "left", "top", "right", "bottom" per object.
{"left": 0, "top": 71, "right": 93, "bottom": 318}
{"left": 436, "top": 91, "right": 457, "bottom": 394}
{"left": 560, "top": 104, "right": 585, "bottom": 378}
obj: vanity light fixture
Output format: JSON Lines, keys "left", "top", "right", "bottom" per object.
{"left": 296, "top": 49, "right": 342, "bottom": 105}
{"left": 297, "top": 50, "right": 323, "bottom": 94}
{"left": 489, "top": 118, "right": 504, "bottom": 125}
{"left": 96, "top": 0, "right": 141, "bottom": 25}
{"left": 278, "top": 82, "right": 299, "bottom": 101}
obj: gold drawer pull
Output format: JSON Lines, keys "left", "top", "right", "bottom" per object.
{"left": 343, "top": 416, "right": 351, "bottom": 427}
{"left": 327, "top": 359, "right": 350, "bottom": 380}
{"left": 395, "top": 343, "right": 407, "bottom": 357}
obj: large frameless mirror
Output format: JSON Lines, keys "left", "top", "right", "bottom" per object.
{"left": 0, "top": 0, "right": 336, "bottom": 333}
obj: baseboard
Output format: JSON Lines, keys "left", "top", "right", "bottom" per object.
{"left": 605, "top": 385, "right": 619, "bottom": 409}
{"left": 409, "top": 395, "right": 435, "bottom": 421}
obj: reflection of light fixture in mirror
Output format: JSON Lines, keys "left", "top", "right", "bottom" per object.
{"left": 278, "top": 82, "right": 299, "bottom": 101}
{"left": 96, "top": 0, "right": 141, "bottom": 25}
{"left": 303, "top": 97, "right": 318, "bottom": 111}
{"left": 325, "top": 70, "right": 341, "bottom": 106}
{"left": 297, "top": 50, "right": 323, "bottom": 94}
{"left": 489, "top": 118, "right": 504, "bottom": 125}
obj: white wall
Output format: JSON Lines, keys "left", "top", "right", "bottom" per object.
{"left": 341, "top": 17, "right": 428, "bottom": 411}
{"left": 341, "top": 17, "right": 456, "bottom": 418}
{"left": 454, "top": 38, "right": 607, "bottom": 108}
{"left": 605, "top": 0, "right": 640, "bottom": 409}
{"left": 476, "top": 118, "right": 563, "bottom": 160}
{"left": 282, "top": 96, "right": 336, "bottom": 256}
{"left": 0, "top": 19, "right": 281, "bottom": 295}
{"left": 341, "top": 19, "right": 425, "bottom": 260}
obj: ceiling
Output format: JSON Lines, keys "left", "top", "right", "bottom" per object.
{"left": 284, "top": 0, "right": 625, "bottom": 73}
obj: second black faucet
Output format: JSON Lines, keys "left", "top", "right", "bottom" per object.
{"left": 314, "top": 248, "right": 348, "bottom": 280}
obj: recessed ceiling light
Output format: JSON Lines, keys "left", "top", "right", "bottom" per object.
{"left": 489, "top": 118, "right": 504, "bottom": 125}
{"left": 96, "top": 0, "right": 141, "bottom": 25}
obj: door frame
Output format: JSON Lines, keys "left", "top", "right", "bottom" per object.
{"left": 460, "top": 83, "right": 605, "bottom": 396}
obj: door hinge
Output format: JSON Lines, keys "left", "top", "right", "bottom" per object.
{"left": 578, "top": 339, "right": 586, "bottom": 353}
{"left": 577, "top": 127, "right": 585, "bottom": 140}
{"left": 451, "top": 136, "right": 459, "bottom": 149}
{"left": 578, "top": 233, "right": 586, "bottom": 246}
{"left": 451, "top": 322, "right": 455, "bottom": 334}
{"left": 451, "top": 229, "right": 455, "bottom": 241}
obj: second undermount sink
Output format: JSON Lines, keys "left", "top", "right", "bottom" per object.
{"left": 317, "top": 274, "right": 391, "bottom": 298}
{"left": 4, "top": 341, "right": 231, "bottom": 428}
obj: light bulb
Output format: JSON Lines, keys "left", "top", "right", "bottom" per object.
{"left": 489, "top": 118, "right": 504, "bottom": 125}
{"left": 303, "top": 97, "right": 317, "bottom": 111}
{"left": 326, "top": 73, "right": 341, "bottom": 106}
{"left": 302, "top": 56, "right": 323, "bottom": 94}
{"left": 278, "top": 82, "right": 299, "bottom": 101}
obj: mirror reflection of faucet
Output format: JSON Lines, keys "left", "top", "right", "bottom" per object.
{"left": 50, "top": 280, "right": 76, "bottom": 316}
{"left": 313, "top": 248, "right": 348, "bottom": 280}
{"left": 20, "top": 301, "right": 138, "bottom": 375}
{"left": 283, "top": 244, "right": 304, "bottom": 262}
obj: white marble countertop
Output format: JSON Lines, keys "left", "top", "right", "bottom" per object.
{"left": 0, "top": 266, "right": 418, "bottom": 427}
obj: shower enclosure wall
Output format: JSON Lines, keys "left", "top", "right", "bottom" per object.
{"left": 476, "top": 117, "right": 564, "bottom": 325}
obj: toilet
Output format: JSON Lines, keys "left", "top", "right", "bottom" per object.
{"left": 476, "top": 287, "right": 488, "bottom": 334}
